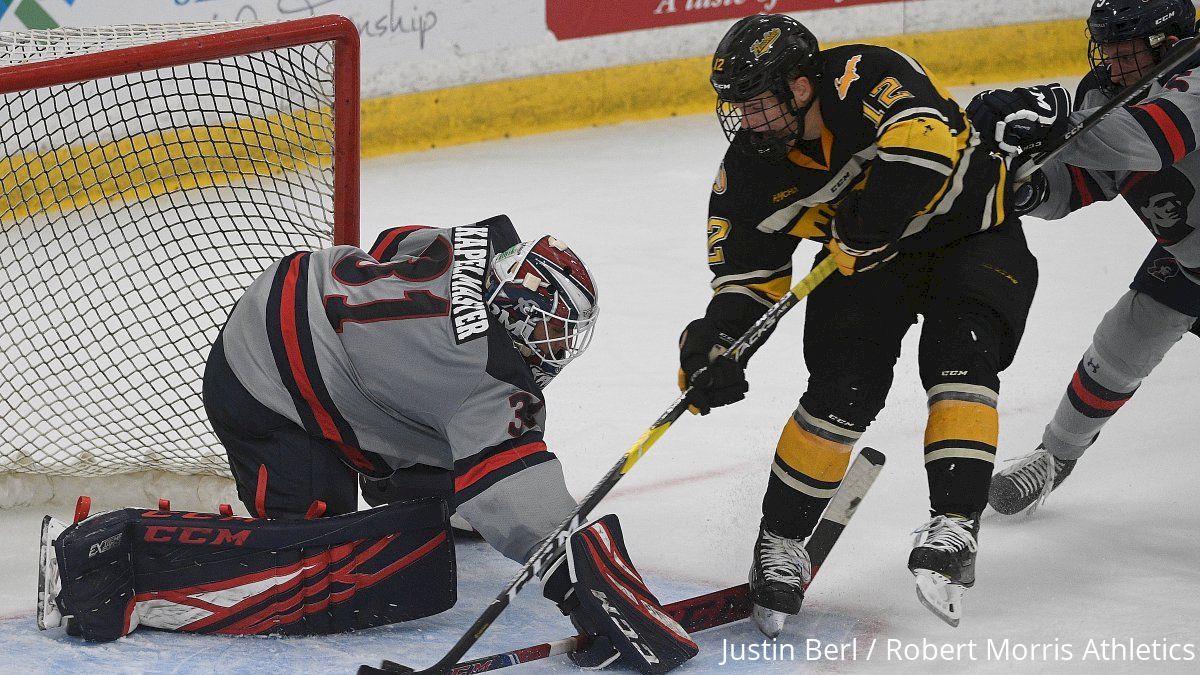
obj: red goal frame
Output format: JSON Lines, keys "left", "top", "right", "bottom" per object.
{"left": 0, "top": 14, "right": 361, "bottom": 246}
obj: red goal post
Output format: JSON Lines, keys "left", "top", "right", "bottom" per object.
{"left": 0, "top": 16, "right": 360, "bottom": 507}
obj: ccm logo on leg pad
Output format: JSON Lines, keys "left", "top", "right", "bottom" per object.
{"left": 143, "top": 526, "right": 251, "bottom": 546}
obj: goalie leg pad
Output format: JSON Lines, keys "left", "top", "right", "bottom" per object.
{"left": 50, "top": 499, "right": 455, "bottom": 641}
{"left": 51, "top": 509, "right": 140, "bottom": 642}
{"left": 567, "top": 514, "right": 698, "bottom": 674}
{"left": 37, "top": 516, "right": 67, "bottom": 631}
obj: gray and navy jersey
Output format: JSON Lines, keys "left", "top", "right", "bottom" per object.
{"left": 219, "top": 215, "right": 577, "bottom": 560}
{"left": 1028, "top": 53, "right": 1200, "bottom": 289}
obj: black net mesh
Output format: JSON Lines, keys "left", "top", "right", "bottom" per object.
{"left": 0, "top": 24, "right": 343, "bottom": 477}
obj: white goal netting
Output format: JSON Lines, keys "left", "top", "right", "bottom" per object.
{"left": 0, "top": 19, "right": 358, "bottom": 506}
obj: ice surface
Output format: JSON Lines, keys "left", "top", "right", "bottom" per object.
{"left": 1, "top": 80, "right": 1197, "bottom": 673}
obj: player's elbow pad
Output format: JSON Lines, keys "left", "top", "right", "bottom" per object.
{"left": 877, "top": 116, "right": 958, "bottom": 177}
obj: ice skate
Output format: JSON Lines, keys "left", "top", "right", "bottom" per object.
{"left": 989, "top": 445, "right": 1076, "bottom": 515}
{"left": 909, "top": 513, "right": 979, "bottom": 628}
{"left": 37, "top": 516, "right": 67, "bottom": 630}
{"left": 748, "top": 526, "right": 811, "bottom": 638}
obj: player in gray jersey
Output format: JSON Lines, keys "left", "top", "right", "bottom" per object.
{"left": 39, "top": 214, "right": 697, "bottom": 672}
{"left": 966, "top": 0, "right": 1200, "bottom": 515}
{"left": 206, "top": 214, "right": 595, "bottom": 560}
{"left": 202, "top": 214, "right": 695, "bottom": 670}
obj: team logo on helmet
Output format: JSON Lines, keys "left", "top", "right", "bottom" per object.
{"left": 750, "top": 27, "right": 781, "bottom": 59}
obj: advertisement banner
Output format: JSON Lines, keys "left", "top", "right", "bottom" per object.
{"left": 0, "top": 1, "right": 546, "bottom": 97}
{"left": 0, "top": 0, "right": 1084, "bottom": 98}
{"left": 546, "top": 0, "right": 904, "bottom": 40}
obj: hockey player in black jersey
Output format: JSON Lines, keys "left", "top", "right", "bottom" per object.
{"left": 678, "top": 14, "right": 1039, "bottom": 630}
{"left": 967, "top": 0, "right": 1200, "bottom": 516}
{"left": 37, "top": 215, "right": 696, "bottom": 674}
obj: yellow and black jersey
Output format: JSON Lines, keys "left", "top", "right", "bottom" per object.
{"left": 706, "top": 44, "right": 1009, "bottom": 317}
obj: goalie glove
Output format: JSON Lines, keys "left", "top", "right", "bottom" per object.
{"left": 542, "top": 514, "right": 698, "bottom": 673}
{"left": 966, "top": 84, "right": 1071, "bottom": 158}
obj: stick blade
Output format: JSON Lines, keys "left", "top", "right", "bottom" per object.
{"left": 857, "top": 446, "right": 886, "bottom": 466}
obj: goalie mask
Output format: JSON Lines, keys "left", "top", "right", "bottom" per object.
{"left": 486, "top": 236, "right": 598, "bottom": 386}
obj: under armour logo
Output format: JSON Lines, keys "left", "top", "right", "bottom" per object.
{"left": 1086, "top": 358, "right": 1100, "bottom": 374}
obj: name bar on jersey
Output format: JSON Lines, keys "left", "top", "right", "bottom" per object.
{"left": 451, "top": 225, "right": 491, "bottom": 343}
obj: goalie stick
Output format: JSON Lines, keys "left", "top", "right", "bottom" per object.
{"left": 363, "top": 446, "right": 885, "bottom": 675}
{"left": 1014, "top": 34, "right": 1200, "bottom": 182}
{"left": 357, "top": 256, "right": 839, "bottom": 675}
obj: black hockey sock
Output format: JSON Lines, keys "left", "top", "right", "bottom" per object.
{"left": 926, "top": 460, "right": 993, "bottom": 516}
{"left": 761, "top": 472, "right": 829, "bottom": 540}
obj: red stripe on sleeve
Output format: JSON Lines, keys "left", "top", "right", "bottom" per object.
{"left": 455, "top": 442, "right": 548, "bottom": 493}
{"left": 369, "top": 225, "right": 428, "bottom": 260}
{"left": 336, "top": 441, "right": 380, "bottom": 473}
{"left": 279, "top": 256, "right": 343, "bottom": 443}
{"left": 1070, "top": 371, "right": 1129, "bottom": 412}
{"left": 1135, "top": 103, "right": 1187, "bottom": 162}
{"left": 1120, "top": 171, "right": 1151, "bottom": 195}
{"left": 1067, "top": 166, "right": 1095, "bottom": 207}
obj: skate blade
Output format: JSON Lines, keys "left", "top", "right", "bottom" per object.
{"left": 37, "top": 516, "right": 66, "bottom": 630}
{"left": 912, "top": 569, "right": 964, "bottom": 628}
{"left": 752, "top": 603, "right": 788, "bottom": 638}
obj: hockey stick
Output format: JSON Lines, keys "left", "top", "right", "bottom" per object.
{"left": 1013, "top": 36, "right": 1200, "bottom": 182}
{"left": 413, "top": 585, "right": 752, "bottom": 675}
{"left": 358, "top": 256, "right": 839, "bottom": 675}
{"left": 408, "top": 447, "right": 886, "bottom": 675}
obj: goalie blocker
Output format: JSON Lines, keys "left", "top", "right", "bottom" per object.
{"left": 38, "top": 498, "right": 454, "bottom": 641}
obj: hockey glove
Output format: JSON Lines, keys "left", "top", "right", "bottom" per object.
{"left": 542, "top": 514, "right": 698, "bottom": 674}
{"left": 825, "top": 238, "right": 897, "bottom": 276}
{"left": 966, "top": 84, "right": 1071, "bottom": 157}
{"left": 826, "top": 189, "right": 898, "bottom": 276}
{"left": 678, "top": 317, "right": 748, "bottom": 415}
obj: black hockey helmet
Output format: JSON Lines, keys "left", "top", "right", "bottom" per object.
{"left": 711, "top": 14, "right": 821, "bottom": 160}
{"left": 711, "top": 13, "right": 821, "bottom": 102}
{"left": 1087, "top": 0, "right": 1198, "bottom": 93}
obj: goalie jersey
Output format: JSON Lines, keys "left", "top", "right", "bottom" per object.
{"left": 706, "top": 44, "right": 1010, "bottom": 327}
{"left": 1026, "top": 56, "right": 1200, "bottom": 297}
{"left": 219, "top": 214, "right": 553, "bottom": 484}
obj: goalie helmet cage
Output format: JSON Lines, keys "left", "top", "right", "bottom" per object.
{"left": 0, "top": 16, "right": 360, "bottom": 508}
